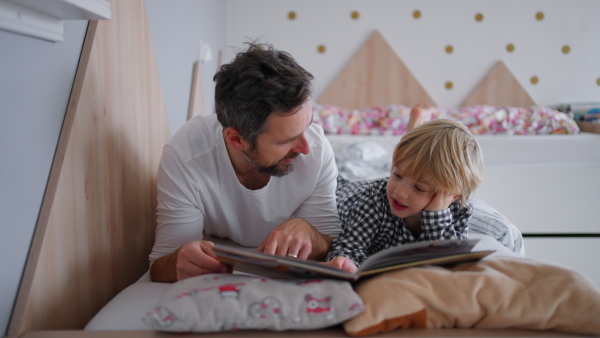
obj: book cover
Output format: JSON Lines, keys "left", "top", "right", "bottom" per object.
{"left": 214, "top": 239, "right": 494, "bottom": 281}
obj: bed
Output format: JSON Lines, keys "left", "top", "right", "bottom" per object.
{"left": 312, "top": 30, "right": 600, "bottom": 289}
{"left": 11, "top": 3, "right": 600, "bottom": 337}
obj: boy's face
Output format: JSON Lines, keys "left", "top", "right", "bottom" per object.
{"left": 386, "top": 162, "right": 435, "bottom": 219}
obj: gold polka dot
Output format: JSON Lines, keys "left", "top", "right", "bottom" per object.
{"left": 413, "top": 10, "right": 421, "bottom": 19}
{"left": 445, "top": 81, "right": 453, "bottom": 90}
{"left": 530, "top": 76, "right": 539, "bottom": 85}
{"left": 597, "top": 78, "right": 600, "bottom": 86}
{"left": 288, "top": 11, "right": 296, "bottom": 20}
{"left": 351, "top": 11, "right": 359, "bottom": 20}
{"left": 506, "top": 43, "right": 515, "bottom": 52}
{"left": 475, "top": 13, "right": 484, "bottom": 22}
{"left": 445, "top": 45, "right": 453, "bottom": 54}
{"left": 535, "top": 11, "right": 544, "bottom": 21}
{"left": 317, "top": 45, "right": 326, "bottom": 54}
{"left": 562, "top": 45, "right": 570, "bottom": 54}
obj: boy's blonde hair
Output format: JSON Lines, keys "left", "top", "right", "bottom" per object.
{"left": 392, "top": 119, "right": 484, "bottom": 207}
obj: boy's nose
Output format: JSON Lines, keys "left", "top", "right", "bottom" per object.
{"left": 395, "top": 185, "right": 409, "bottom": 199}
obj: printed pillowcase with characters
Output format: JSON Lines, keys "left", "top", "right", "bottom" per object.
{"left": 143, "top": 274, "right": 365, "bottom": 332}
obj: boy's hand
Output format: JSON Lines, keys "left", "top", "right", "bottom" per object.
{"left": 424, "top": 190, "right": 458, "bottom": 212}
{"left": 322, "top": 256, "right": 358, "bottom": 274}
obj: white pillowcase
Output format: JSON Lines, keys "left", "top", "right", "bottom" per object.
{"left": 143, "top": 273, "right": 365, "bottom": 332}
{"left": 468, "top": 198, "right": 524, "bottom": 257}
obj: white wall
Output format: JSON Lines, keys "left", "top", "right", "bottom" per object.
{"left": 226, "top": 0, "right": 600, "bottom": 108}
{"left": 0, "top": 21, "right": 88, "bottom": 336}
{"left": 145, "top": 0, "right": 227, "bottom": 135}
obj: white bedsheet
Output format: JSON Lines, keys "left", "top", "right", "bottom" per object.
{"left": 327, "top": 132, "right": 600, "bottom": 167}
{"left": 85, "top": 234, "right": 516, "bottom": 331}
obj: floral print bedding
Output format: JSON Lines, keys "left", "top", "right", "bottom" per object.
{"left": 313, "top": 103, "right": 580, "bottom": 135}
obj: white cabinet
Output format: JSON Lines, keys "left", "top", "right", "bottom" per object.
{"left": 523, "top": 237, "right": 600, "bottom": 289}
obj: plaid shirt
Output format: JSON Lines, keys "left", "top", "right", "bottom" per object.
{"left": 326, "top": 178, "right": 472, "bottom": 266}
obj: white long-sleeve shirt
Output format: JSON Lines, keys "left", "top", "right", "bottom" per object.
{"left": 149, "top": 114, "right": 341, "bottom": 263}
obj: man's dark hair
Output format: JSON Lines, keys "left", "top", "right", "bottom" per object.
{"left": 213, "top": 42, "right": 314, "bottom": 146}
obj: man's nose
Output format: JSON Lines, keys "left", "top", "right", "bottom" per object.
{"left": 293, "top": 134, "right": 310, "bottom": 155}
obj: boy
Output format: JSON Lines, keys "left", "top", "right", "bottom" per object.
{"left": 324, "top": 119, "right": 484, "bottom": 273}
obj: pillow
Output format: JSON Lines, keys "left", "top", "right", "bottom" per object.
{"left": 143, "top": 273, "right": 364, "bottom": 332}
{"left": 344, "top": 257, "right": 600, "bottom": 336}
{"left": 335, "top": 141, "right": 392, "bottom": 181}
{"left": 468, "top": 198, "right": 524, "bottom": 257}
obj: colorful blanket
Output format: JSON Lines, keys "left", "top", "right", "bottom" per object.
{"left": 313, "top": 103, "right": 580, "bottom": 135}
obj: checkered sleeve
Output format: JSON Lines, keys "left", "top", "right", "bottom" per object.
{"left": 420, "top": 201, "right": 472, "bottom": 240}
{"left": 326, "top": 179, "right": 388, "bottom": 266}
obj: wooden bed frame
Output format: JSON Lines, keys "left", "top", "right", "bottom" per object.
{"left": 9, "top": 2, "right": 582, "bottom": 337}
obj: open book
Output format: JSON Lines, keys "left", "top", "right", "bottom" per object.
{"left": 214, "top": 238, "right": 494, "bottom": 281}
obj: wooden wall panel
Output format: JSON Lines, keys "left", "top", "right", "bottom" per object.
{"left": 461, "top": 61, "right": 536, "bottom": 107}
{"left": 317, "top": 30, "right": 436, "bottom": 110}
{"left": 9, "top": 0, "right": 170, "bottom": 334}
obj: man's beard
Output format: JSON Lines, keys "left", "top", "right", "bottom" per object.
{"left": 242, "top": 146, "right": 299, "bottom": 177}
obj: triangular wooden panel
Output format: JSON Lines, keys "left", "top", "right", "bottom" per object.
{"left": 318, "top": 30, "right": 436, "bottom": 110}
{"left": 462, "top": 61, "right": 536, "bottom": 107}
{"left": 9, "top": 0, "right": 170, "bottom": 334}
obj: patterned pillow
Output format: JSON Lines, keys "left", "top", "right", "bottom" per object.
{"left": 143, "top": 273, "right": 364, "bottom": 332}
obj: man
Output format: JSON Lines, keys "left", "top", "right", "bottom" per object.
{"left": 149, "top": 43, "right": 342, "bottom": 282}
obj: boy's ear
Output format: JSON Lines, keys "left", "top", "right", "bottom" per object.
{"left": 224, "top": 127, "right": 246, "bottom": 151}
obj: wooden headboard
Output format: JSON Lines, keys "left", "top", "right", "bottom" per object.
{"left": 9, "top": 0, "right": 170, "bottom": 335}
{"left": 317, "top": 30, "right": 535, "bottom": 109}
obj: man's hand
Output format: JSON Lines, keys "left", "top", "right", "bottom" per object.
{"left": 424, "top": 190, "right": 459, "bottom": 212}
{"left": 150, "top": 240, "right": 232, "bottom": 283}
{"left": 322, "top": 256, "right": 358, "bottom": 274}
{"left": 256, "top": 218, "right": 333, "bottom": 261}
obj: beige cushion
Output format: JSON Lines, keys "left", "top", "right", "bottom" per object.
{"left": 345, "top": 257, "right": 600, "bottom": 336}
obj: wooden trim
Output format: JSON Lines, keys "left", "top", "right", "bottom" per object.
{"left": 7, "top": 20, "right": 99, "bottom": 338}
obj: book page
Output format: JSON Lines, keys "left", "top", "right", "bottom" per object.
{"left": 358, "top": 239, "right": 480, "bottom": 272}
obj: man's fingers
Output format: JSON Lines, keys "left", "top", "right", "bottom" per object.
{"left": 261, "top": 238, "right": 278, "bottom": 255}
{"left": 296, "top": 243, "right": 312, "bottom": 260}
{"left": 200, "top": 241, "right": 217, "bottom": 258}
{"left": 176, "top": 241, "right": 230, "bottom": 280}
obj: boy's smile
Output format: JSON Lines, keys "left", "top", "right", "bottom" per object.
{"left": 386, "top": 162, "right": 435, "bottom": 219}
{"left": 391, "top": 199, "right": 409, "bottom": 211}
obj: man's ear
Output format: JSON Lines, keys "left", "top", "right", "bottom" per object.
{"left": 223, "top": 127, "right": 246, "bottom": 151}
